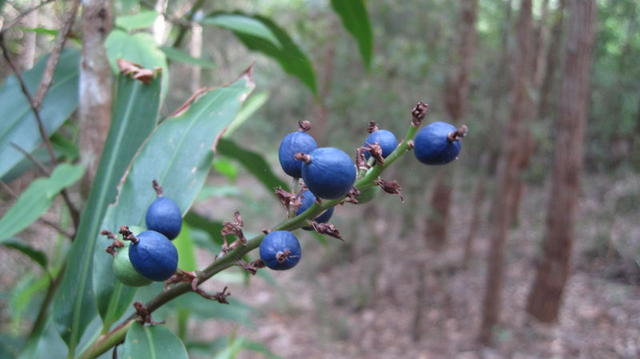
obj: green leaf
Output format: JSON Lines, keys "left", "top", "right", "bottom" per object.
{"left": 18, "top": 26, "right": 59, "bottom": 36}
{"left": 202, "top": 14, "right": 281, "bottom": 46}
{"left": 204, "top": 13, "right": 316, "bottom": 94}
{"left": 174, "top": 224, "right": 197, "bottom": 272}
{"left": 106, "top": 29, "right": 169, "bottom": 100}
{"left": 197, "top": 185, "right": 242, "bottom": 201}
{"left": 3, "top": 238, "right": 48, "bottom": 269}
{"left": 240, "top": 339, "right": 283, "bottom": 359}
{"left": 213, "top": 337, "right": 244, "bottom": 359}
{"left": 122, "top": 323, "right": 188, "bottom": 359}
{"left": 116, "top": 10, "right": 158, "bottom": 32}
{"left": 217, "top": 138, "right": 289, "bottom": 194}
{"left": 171, "top": 294, "right": 253, "bottom": 325}
{"left": 330, "top": 0, "right": 374, "bottom": 69}
{"left": 225, "top": 91, "right": 269, "bottom": 137}
{"left": 50, "top": 133, "right": 79, "bottom": 161}
{"left": 0, "top": 49, "right": 80, "bottom": 178}
{"left": 212, "top": 158, "right": 238, "bottom": 182}
{"left": 17, "top": 321, "right": 68, "bottom": 359}
{"left": 53, "top": 73, "right": 162, "bottom": 353}
{"left": 0, "top": 164, "right": 84, "bottom": 241}
{"left": 184, "top": 211, "right": 224, "bottom": 246}
{"left": 159, "top": 46, "right": 216, "bottom": 68}
{"left": 1, "top": 133, "right": 79, "bottom": 183}
{"left": 93, "top": 72, "right": 254, "bottom": 333}
{"left": 91, "top": 73, "right": 163, "bottom": 330}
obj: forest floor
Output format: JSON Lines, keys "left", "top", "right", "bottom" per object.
{"left": 191, "top": 175, "right": 640, "bottom": 359}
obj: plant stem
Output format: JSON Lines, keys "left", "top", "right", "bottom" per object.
{"left": 79, "top": 121, "right": 421, "bottom": 359}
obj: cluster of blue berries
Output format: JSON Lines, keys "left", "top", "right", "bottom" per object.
{"left": 263, "top": 115, "right": 466, "bottom": 271}
{"left": 108, "top": 181, "right": 182, "bottom": 286}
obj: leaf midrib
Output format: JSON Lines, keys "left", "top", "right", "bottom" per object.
{"left": 68, "top": 81, "right": 143, "bottom": 352}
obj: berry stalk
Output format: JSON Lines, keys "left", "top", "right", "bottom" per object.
{"left": 78, "top": 105, "right": 425, "bottom": 359}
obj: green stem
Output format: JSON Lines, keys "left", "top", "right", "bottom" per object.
{"left": 78, "top": 124, "right": 421, "bottom": 359}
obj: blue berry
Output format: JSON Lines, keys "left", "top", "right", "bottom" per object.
{"left": 145, "top": 197, "right": 182, "bottom": 239}
{"left": 259, "top": 231, "right": 302, "bottom": 270}
{"left": 414, "top": 121, "right": 462, "bottom": 165}
{"left": 300, "top": 147, "right": 356, "bottom": 200}
{"left": 296, "top": 190, "right": 334, "bottom": 223}
{"left": 278, "top": 131, "right": 317, "bottom": 178}
{"left": 364, "top": 129, "right": 398, "bottom": 158}
{"left": 129, "top": 230, "right": 178, "bottom": 281}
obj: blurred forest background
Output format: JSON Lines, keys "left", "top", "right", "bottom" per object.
{"left": 1, "top": 0, "right": 639, "bottom": 358}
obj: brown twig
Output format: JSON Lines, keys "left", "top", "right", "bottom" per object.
{"left": 1, "top": 180, "right": 74, "bottom": 238}
{"left": 0, "top": 0, "right": 57, "bottom": 35}
{"left": 33, "top": 0, "right": 81, "bottom": 109}
{"left": 0, "top": 12, "right": 82, "bottom": 229}
{"left": 9, "top": 144, "right": 80, "bottom": 229}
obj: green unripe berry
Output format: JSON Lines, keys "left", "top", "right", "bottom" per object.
{"left": 113, "top": 226, "right": 151, "bottom": 287}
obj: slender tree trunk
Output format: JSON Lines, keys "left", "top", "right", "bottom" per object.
{"left": 479, "top": 0, "right": 534, "bottom": 345}
{"left": 79, "top": 0, "right": 113, "bottom": 191}
{"left": 526, "top": 0, "right": 596, "bottom": 323}
{"left": 538, "top": 0, "right": 566, "bottom": 121}
{"left": 425, "top": 0, "right": 478, "bottom": 250}
{"left": 462, "top": 155, "right": 488, "bottom": 267}
{"left": 507, "top": 0, "right": 554, "bottom": 226}
{"left": 190, "top": 23, "right": 203, "bottom": 93}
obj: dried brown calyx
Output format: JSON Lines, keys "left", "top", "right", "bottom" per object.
{"left": 411, "top": 101, "right": 429, "bottom": 127}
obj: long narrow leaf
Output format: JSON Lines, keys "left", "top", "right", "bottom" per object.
{"left": 3, "top": 238, "right": 48, "bottom": 269}
{"left": 0, "top": 163, "right": 84, "bottom": 241}
{"left": 330, "top": 0, "right": 374, "bottom": 68}
{"left": 53, "top": 73, "right": 161, "bottom": 354}
{"left": 0, "top": 49, "right": 80, "bottom": 178}
{"left": 203, "top": 13, "right": 316, "bottom": 95}
{"left": 91, "top": 73, "right": 163, "bottom": 330}
{"left": 94, "top": 71, "right": 255, "bottom": 332}
{"left": 217, "top": 138, "right": 288, "bottom": 194}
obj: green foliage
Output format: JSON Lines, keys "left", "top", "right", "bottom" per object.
{"left": 0, "top": 49, "right": 80, "bottom": 178}
{"left": 123, "top": 322, "right": 189, "bottom": 359}
{"left": 0, "top": 163, "right": 84, "bottom": 241}
{"left": 173, "top": 224, "right": 197, "bottom": 272}
{"left": 52, "top": 72, "right": 162, "bottom": 353}
{"left": 159, "top": 46, "right": 216, "bottom": 68}
{"left": 217, "top": 138, "right": 289, "bottom": 194}
{"left": 202, "top": 14, "right": 281, "bottom": 46}
{"left": 93, "top": 73, "right": 254, "bottom": 334}
{"left": 203, "top": 12, "right": 317, "bottom": 95}
{"left": 115, "top": 10, "right": 158, "bottom": 32}
{"left": 3, "top": 238, "right": 48, "bottom": 269}
{"left": 105, "top": 29, "right": 169, "bottom": 99}
{"left": 330, "top": 0, "right": 374, "bottom": 68}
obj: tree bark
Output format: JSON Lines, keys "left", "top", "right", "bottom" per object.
{"left": 538, "top": 0, "right": 566, "bottom": 121}
{"left": 425, "top": 0, "right": 478, "bottom": 250}
{"left": 79, "top": 0, "right": 113, "bottom": 191}
{"left": 479, "top": 0, "right": 534, "bottom": 345}
{"left": 526, "top": 0, "right": 596, "bottom": 323}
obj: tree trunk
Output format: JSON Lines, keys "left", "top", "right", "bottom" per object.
{"left": 538, "top": 0, "right": 566, "bottom": 121}
{"left": 478, "top": 0, "right": 534, "bottom": 345}
{"left": 79, "top": 0, "right": 113, "bottom": 192}
{"left": 526, "top": 0, "right": 596, "bottom": 323}
{"left": 425, "top": 0, "right": 478, "bottom": 250}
